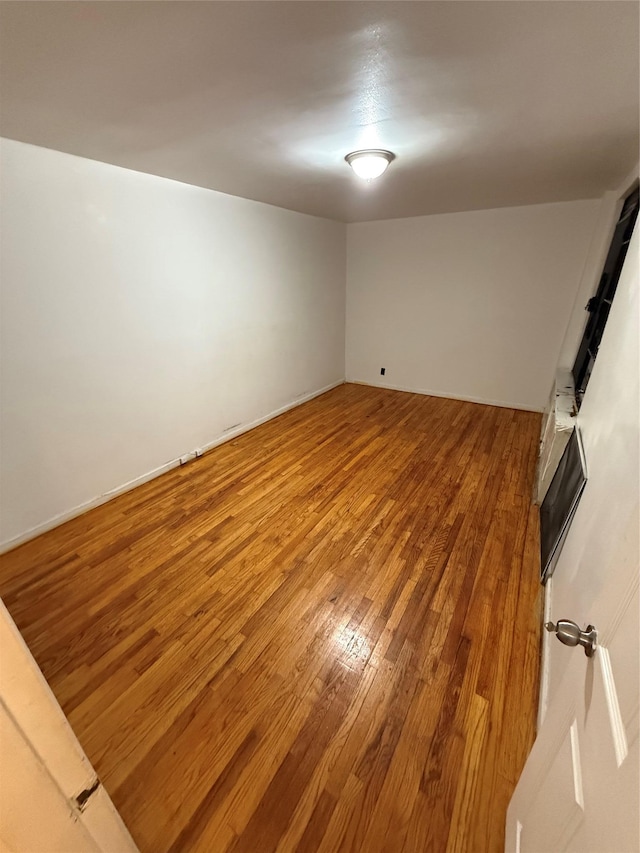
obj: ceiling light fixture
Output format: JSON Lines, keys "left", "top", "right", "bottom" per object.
{"left": 345, "top": 149, "right": 395, "bottom": 180}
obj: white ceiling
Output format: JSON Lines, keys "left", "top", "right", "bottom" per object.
{"left": 0, "top": 1, "right": 638, "bottom": 222}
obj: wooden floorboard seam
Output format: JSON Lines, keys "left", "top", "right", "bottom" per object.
{"left": 0, "top": 383, "right": 542, "bottom": 852}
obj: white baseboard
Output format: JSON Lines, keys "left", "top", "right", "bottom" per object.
{"left": 0, "top": 379, "right": 345, "bottom": 555}
{"left": 197, "top": 379, "right": 345, "bottom": 453}
{"left": 538, "top": 575, "right": 553, "bottom": 731}
{"left": 346, "top": 378, "right": 542, "bottom": 413}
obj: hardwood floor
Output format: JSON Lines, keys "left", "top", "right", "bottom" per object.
{"left": 0, "top": 383, "right": 543, "bottom": 852}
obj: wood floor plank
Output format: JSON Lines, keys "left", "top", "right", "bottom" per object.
{"left": 0, "top": 383, "right": 542, "bottom": 852}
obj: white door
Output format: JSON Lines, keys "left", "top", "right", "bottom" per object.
{"left": 0, "top": 600, "right": 138, "bottom": 853}
{"left": 506, "top": 228, "right": 639, "bottom": 851}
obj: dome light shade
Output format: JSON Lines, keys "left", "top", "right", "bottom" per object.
{"left": 345, "top": 149, "right": 395, "bottom": 180}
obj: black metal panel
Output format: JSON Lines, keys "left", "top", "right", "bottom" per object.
{"left": 540, "top": 428, "right": 587, "bottom": 583}
{"left": 572, "top": 187, "right": 638, "bottom": 408}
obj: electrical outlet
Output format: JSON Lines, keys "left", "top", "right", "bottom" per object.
{"left": 179, "top": 450, "right": 199, "bottom": 465}
{"left": 380, "top": 367, "right": 386, "bottom": 376}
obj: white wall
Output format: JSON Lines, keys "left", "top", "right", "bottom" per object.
{"left": 0, "top": 139, "right": 346, "bottom": 549}
{"left": 541, "top": 226, "right": 640, "bottom": 756}
{"left": 556, "top": 164, "right": 638, "bottom": 371}
{"left": 539, "top": 167, "right": 639, "bottom": 718}
{"left": 555, "top": 192, "right": 621, "bottom": 370}
{"left": 346, "top": 200, "right": 600, "bottom": 411}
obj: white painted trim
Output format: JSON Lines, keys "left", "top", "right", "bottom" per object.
{"left": 515, "top": 820, "right": 523, "bottom": 853}
{"left": 538, "top": 575, "right": 553, "bottom": 730}
{"left": 569, "top": 719, "right": 584, "bottom": 808}
{"left": 0, "top": 380, "right": 344, "bottom": 554}
{"left": 599, "top": 645, "right": 629, "bottom": 768}
{"left": 346, "top": 378, "right": 542, "bottom": 413}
